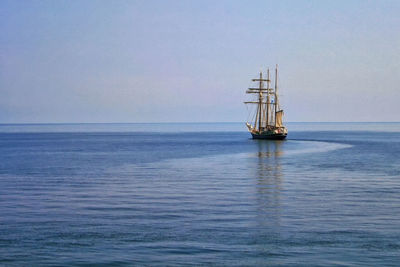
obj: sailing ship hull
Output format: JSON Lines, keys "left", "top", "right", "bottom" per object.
{"left": 251, "top": 133, "right": 287, "bottom": 140}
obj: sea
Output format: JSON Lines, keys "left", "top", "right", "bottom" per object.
{"left": 0, "top": 122, "right": 399, "bottom": 266}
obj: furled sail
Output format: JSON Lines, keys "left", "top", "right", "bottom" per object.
{"left": 275, "top": 110, "right": 283, "bottom": 127}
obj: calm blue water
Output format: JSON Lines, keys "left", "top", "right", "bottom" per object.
{"left": 1, "top": 123, "right": 399, "bottom": 266}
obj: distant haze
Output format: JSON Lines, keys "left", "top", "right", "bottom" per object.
{"left": 1, "top": 0, "right": 399, "bottom": 123}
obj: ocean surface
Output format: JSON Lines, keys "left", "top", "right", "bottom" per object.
{"left": 1, "top": 122, "right": 399, "bottom": 266}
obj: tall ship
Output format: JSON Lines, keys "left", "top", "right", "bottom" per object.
{"left": 245, "top": 65, "right": 288, "bottom": 140}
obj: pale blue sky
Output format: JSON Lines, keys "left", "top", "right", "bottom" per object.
{"left": 1, "top": 0, "right": 399, "bottom": 123}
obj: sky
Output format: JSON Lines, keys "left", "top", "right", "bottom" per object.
{"left": 1, "top": 0, "right": 399, "bottom": 123}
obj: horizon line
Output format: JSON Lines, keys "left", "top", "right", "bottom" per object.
{"left": 1, "top": 121, "right": 399, "bottom": 125}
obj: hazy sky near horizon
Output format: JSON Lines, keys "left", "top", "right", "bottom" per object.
{"left": 1, "top": 0, "right": 399, "bottom": 123}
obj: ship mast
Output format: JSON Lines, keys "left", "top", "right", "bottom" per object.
{"left": 266, "top": 69, "right": 270, "bottom": 127}
{"left": 274, "top": 65, "right": 278, "bottom": 127}
{"left": 245, "top": 72, "right": 269, "bottom": 132}
{"left": 275, "top": 64, "right": 279, "bottom": 127}
{"left": 258, "top": 72, "right": 262, "bottom": 131}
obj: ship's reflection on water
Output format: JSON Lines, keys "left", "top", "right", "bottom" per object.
{"left": 252, "top": 140, "right": 284, "bottom": 241}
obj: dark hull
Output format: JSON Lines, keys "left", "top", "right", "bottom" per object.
{"left": 251, "top": 133, "right": 287, "bottom": 140}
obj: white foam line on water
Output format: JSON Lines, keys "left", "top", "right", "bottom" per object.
{"left": 283, "top": 140, "right": 352, "bottom": 156}
{"left": 111, "top": 140, "right": 353, "bottom": 173}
